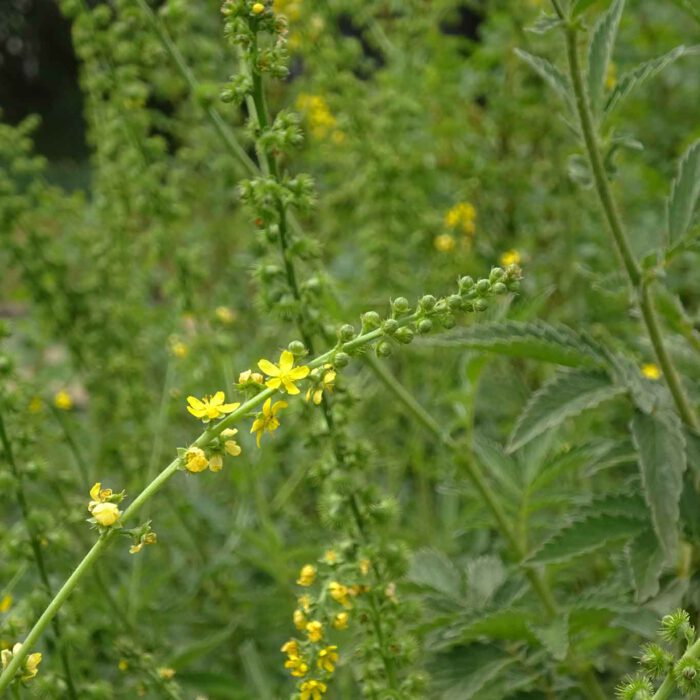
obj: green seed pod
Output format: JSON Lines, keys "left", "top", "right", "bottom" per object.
{"left": 334, "top": 352, "right": 351, "bottom": 368}
{"left": 419, "top": 294, "right": 436, "bottom": 311}
{"left": 394, "top": 327, "right": 414, "bottom": 344}
{"left": 417, "top": 319, "right": 433, "bottom": 334}
{"left": 474, "top": 299, "right": 488, "bottom": 312}
{"left": 376, "top": 341, "right": 393, "bottom": 357}
{"left": 338, "top": 324, "right": 356, "bottom": 342}
{"left": 476, "top": 279, "right": 491, "bottom": 295}
{"left": 392, "top": 296, "right": 410, "bottom": 314}
{"left": 492, "top": 282, "right": 507, "bottom": 295}
{"left": 447, "top": 294, "right": 463, "bottom": 311}
{"left": 361, "top": 311, "right": 381, "bottom": 330}
{"left": 287, "top": 340, "right": 306, "bottom": 356}
{"left": 489, "top": 266, "right": 504, "bottom": 282}
{"left": 382, "top": 319, "right": 399, "bottom": 335}
{"left": 458, "top": 275, "right": 474, "bottom": 292}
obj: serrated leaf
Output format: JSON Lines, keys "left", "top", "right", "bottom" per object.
{"left": 408, "top": 548, "right": 462, "bottom": 600}
{"left": 587, "top": 0, "right": 625, "bottom": 114}
{"left": 528, "top": 613, "right": 569, "bottom": 661}
{"left": 527, "top": 514, "right": 645, "bottom": 565}
{"left": 514, "top": 49, "right": 573, "bottom": 108}
{"left": 630, "top": 411, "right": 687, "bottom": 558}
{"left": 425, "top": 321, "right": 605, "bottom": 367}
{"left": 608, "top": 352, "right": 660, "bottom": 414}
{"left": 668, "top": 139, "right": 700, "bottom": 246}
{"left": 526, "top": 12, "right": 564, "bottom": 35}
{"left": 626, "top": 528, "right": 667, "bottom": 602}
{"left": 464, "top": 555, "right": 506, "bottom": 608}
{"left": 507, "top": 369, "right": 624, "bottom": 453}
{"left": 604, "top": 45, "right": 687, "bottom": 115}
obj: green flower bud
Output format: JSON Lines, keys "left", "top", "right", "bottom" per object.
{"left": 392, "top": 297, "right": 410, "bottom": 314}
{"left": 287, "top": 340, "right": 306, "bottom": 356}
{"left": 361, "top": 311, "right": 381, "bottom": 330}
{"left": 447, "top": 294, "right": 463, "bottom": 311}
{"left": 489, "top": 266, "right": 504, "bottom": 282}
{"left": 458, "top": 275, "right": 474, "bottom": 292}
{"left": 492, "top": 282, "right": 507, "bottom": 295}
{"left": 476, "top": 279, "right": 491, "bottom": 295}
{"left": 441, "top": 314, "right": 456, "bottom": 329}
{"left": 376, "top": 341, "right": 393, "bottom": 357}
{"left": 382, "top": 319, "right": 399, "bottom": 335}
{"left": 394, "top": 327, "right": 414, "bottom": 344}
{"left": 338, "top": 324, "right": 356, "bottom": 342}
{"left": 419, "top": 294, "right": 436, "bottom": 311}
{"left": 334, "top": 352, "right": 351, "bottom": 368}
{"left": 417, "top": 319, "right": 433, "bottom": 334}
{"left": 474, "top": 299, "right": 488, "bottom": 312}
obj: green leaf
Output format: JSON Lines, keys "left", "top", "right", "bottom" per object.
{"left": 426, "top": 321, "right": 605, "bottom": 367}
{"left": 587, "top": 0, "right": 625, "bottom": 114}
{"left": 604, "top": 45, "right": 687, "bottom": 115}
{"left": 528, "top": 613, "right": 569, "bottom": 661}
{"left": 514, "top": 49, "right": 573, "bottom": 108}
{"left": 630, "top": 411, "right": 687, "bottom": 558}
{"left": 626, "top": 528, "right": 667, "bottom": 602}
{"left": 526, "top": 12, "right": 564, "bottom": 35}
{"left": 408, "top": 549, "right": 462, "bottom": 600}
{"left": 527, "top": 514, "right": 645, "bottom": 565}
{"left": 573, "top": 0, "right": 601, "bottom": 16}
{"left": 507, "top": 369, "right": 625, "bottom": 453}
{"left": 667, "top": 139, "right": 700, "bottom": 246}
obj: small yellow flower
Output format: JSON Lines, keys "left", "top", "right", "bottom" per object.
{"left": 91, "top": 502, "right": 121, "bottom": 527}
{"left": 328, "top": 581, "right": 352, "bottom": 609}
{"left": 129, "top": 533, "right": 157, "bottom": 555}
{"left": 0, "top": 595, "right": 12, "bottom": 613}
{"left": 500, "top": 249, "right": 521, "bottom": 267}
{"left": 642, "top": 363, "right": 661, "bottom": 380}
{"left": 285, "top": 654, "right": 309, "bottom": 677}
{"left": 258, "top": 350, "right": 310, "bottom": 395}
{"left": 118, "top": 659, "right": 129, "bottom": 671}
{"left": 297, "top": 94, "right": 338, "bottom": 140}
{"left": 293, "top": 609, "right": 307, "bottom": 630}
{"left": 170, "top": 340, "right": 188, "bottom": 359}
{"left": 184, "top": 447, "right": 209, "bottom": 473}
{"left": 222, "top": 428, "right": 242, "bottom": 457}
{"left": 317, "top": 646, "right": 338, "bottom": 673}
{"left": 1, "top": 643, "right": 42, "bottom": 683}
{"left": 209, "top": 454, "right": 224, "bottom": 472}
{"left": 322, "top": 549, "right": 338, "bottom": 564}
{"left": 28, "top": 397, "right": 43, "bottom": 414}
{"left": 300, "top": 679, "right": 327, "bottom": 700}
{"left": 298, "top": 594, "right": 312, "bottom": 612}
{"left": 186, "top": 392, "right": 240, "bottom": 423}
{"left": 54, "top": 390, "right": 73, "bottom": 411}
{"left": 296, "top": 564, "right": 316, "bottom": 586}
{"left": 158, "top": 667, "right": 176, "bottom": 680}
{"left": 215, "top": 306, "right": 236, "bottom": 324}
{"left": 359, "top": 559, "right": 371, "bottom": 576}
{"left": 444, "top": 202, "right": 476, "bottom": 236}
{"left": 332, "top": 612, "right": 349, "bottom": 630}
{"left": 238, "top": 369, "right": 264, "bottom": 385}
{"left": 281, "top": 640, "right": 300, "bottom": 658}
{"left": 252, "top": 2, "right": 265, "bottom": 14}
{"left": 305, "top": 366, "right": 336, "bottom": 405}
{"left": 250, "top": 398, "right": 288, "bottom": 447}
{"left": 433, "top": 233, "right": 456, "bottom": 253}
{"left": 305, "top": 620, "right": 323, "bottom": 642}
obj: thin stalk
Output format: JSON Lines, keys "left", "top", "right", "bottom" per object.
{"left": 0, "top": 408, "right": 79, "bottom": 699}
{"left": 51, "top": 407, "right": 90, "bottom": 486}
{"left": 652, "top": 637, "right": 700, "bottom": 700}
{"left": 563, "top": 23, "right": 699, "bottom": 431}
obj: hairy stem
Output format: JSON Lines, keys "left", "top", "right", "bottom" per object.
{"left": 652, "top": 637, "right": 700, "bottom": 700}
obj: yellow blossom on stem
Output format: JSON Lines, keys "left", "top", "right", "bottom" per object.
{"left": 500, "top": 249, "right": 521, "bottom": 267}
{"left": 328, "top": 581, "right": 352, "bottom": 609}
{"left": 252, "top": 2, "right": 265, "bottom": 14}
{"left": 444, "top": 201, "right": 476, "bottom": 236}
{"left": 305, "top": 620, "right": 323, "bottom": 642}
{"left": 305, "top": 366, "right": 336, "bottom": 405}
{"left": 2, "top": 643, "right": 42, "bottom": 683}
{"left": 296, "top": 564, "right": 317, "bottom": 586}
{"left": 300, "top": 679, "right": 327, "bottom": 700}
{"left": 332, "top": 612, "right": 349, "bottom": 630}
{"left": 642, "top": 363, "right": 661, "bottom": 380}
{"left": 170, "top": 340, "right": 188, "bottom": 359}
{"left": 293, "top": 609, "right": 307, "bottom": 630}
{"left": 298, "top": 594, "right": 312, "bottom": 612}
{"left": 157, "top": 667, "right": 176, "bottom": 680}
{"left": 222, "top": 428, "right": 242, "bottom": 457}
{"left": 118, "top": 659, "right": 129, "bottom": 671}
{"left": 317, "top": 646, "right": 338, "bottom": 673}
{"left": 322, "top": 549, "right": 338, "bottom": 565}
{"left": 359, "top": 559, "right": 371, "bottom": 576}
{"left": 250, "top": 398, "right": 288, "bottom": 447}
{"left": 184, "top": 447, "right": 209, "bottom": 473}
{"left": 433, "top": 233, "right": 456, "bottom": 253}
{"left": 238, "top": 369, "right": 264, "bottom": 385}
{"left": 209, "top": 454, "right": 223, "bottom": 472}
{"left": 186, "top": 391, "right": 240, "bottom": 423}
{"left": 281, "top": 640, "right": 300, "bottom": 658}
{"left": 215, "top": 306, "right": 236, "bottom": 324}
{"left": 258, "top": 350, "right": 310, "bottom": 395}
{"left": 0, "top": 596, "right": 11, "bottom": 614}
{"left": 53, "top": 390, "right": 73, "bottom": 411}
{"left": 91, "top": 503, "right": 121, "bottom": 527}
{"left": 284, "top": 654, "right": 309, "bottom": 677}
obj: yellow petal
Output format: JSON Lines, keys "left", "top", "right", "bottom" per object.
{"left": 313, "top": 388, "right": 323, "bottom": 405}
{"left": 89, "top": 482, "right": 101, "bottom": 501}
{"left": 262, "top": 398, "right": 272, "bottom": 416}
{"left": 210, "top": 391, "right": 225, "bottom": 406}
{"left": 219, "top": 402, "right": 240, "bottom": 413}
{"left": 289, "top": 365, "right": 310, "bottom": 380}
{"left": 265, "top": 377, "right": 282, "bottom": 391}
{"left": 279, "top": 350, "right": 295, "bottom": 373}
{"left": 258, "top": 359, "right": 280, "bottom": 377}
{"left": 187, "top": 396, "right": 205, "bottom": 410}
{"left": 187, "top": 406, "right": 206, "bottom": 418}
{"left": 251, "top": 418, "right": 264, "bottom": 433}
{"left": 271, "top": 400, "right": 288, "bottom": 415}
{"left": 283, "top": 377, "right": 300, "bottom": 395}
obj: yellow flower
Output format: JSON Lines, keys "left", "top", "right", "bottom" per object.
{"left": 171, "top": 341, "right": 188, "bottom": 359}
{"left": 129, "top": 533, "right": 157, "bottom": 555}
{"left": 322, "top": 549, "right": 338, "bottom": 564}
{"left": 91, "top": 502, "right": 121, "bottom": 527}
{"left": 293, "top": 609, "right": 307, "bottom": 630}
{"left": 332, "top": 612, "right": 349, "bottom": 630}
{"left": 208, "top": 454, "right": 223, "bottom": 472}
{"left": 250, "top": 398, "right": 288, "bottom": 447}
{"left": 642, "top": 363, "right": 661, "bottom": 380}
{"left": 238, "top": 369, "right": 264, "bottom": 385}
{"left": 281, "top": 640, "right": 300, "bottom": 658}
{"left": 0, "top": 595, "right": 12, "bottom": 613}
{"left": 186, "top": 392, "right": 240, "bottom": 423}
{"left": 252, "top": 2, "right": 265, "bottom": 14}
{"left": 222, "top": 428, "right": 242, "bottom": 457}
{"left": 328, "top": 581, "right": 352, "bottom": 609}
{"left": 258, "top": 350, "right": 310, "bottom": 395}
{"left": 23, "top": 651, "right": 42, "bottom": 681}
{"left": 54, "top": 390, "right": 73, "bottom": 411}
{"left": 28, "top": 397, "right": 43, "bottom": 414}
{"left": 215, "top": 306, "right": 236, "bottom": 324}
{"left": 300, "top": 679, "right": 327, "bottom": 700}
{"left": 305, "top": 366, "right": 336, "bottom": 405}
{"left": 298, "top": 594, "right": 312, "bottom": 612}
{"left": 433, "top": 233, "right": 456, "bottom": 253}
{"left": 297, "top": 94, "right": 338, "bottom": 140}
{"left": 296, "top": 564, "right": 316, "bottom": 586}
{"left": 444, "top": 202, "right": 476, "bottom": 236}
{"left": 500, "top": 249, "right": 521, "bottom": 267}
{"left": 359, "top": 559, "right": 371, "bottom": 576}
{"left": 305, "top": 620, "right": 323, "bottom": 642}
{"left": 285, "top": 654, "right": 309, "bottom": 677}
{"left": 158, "top": 667, "right": 176, "bottom": 680}
{"left": 317, "top": 646, "right": 338, "bottom": 673}
{"left": 118, "top": 659, "right": 129, "bottom": 671}
{"left": 184, "top": 447, "right": 209, "bottom": 473}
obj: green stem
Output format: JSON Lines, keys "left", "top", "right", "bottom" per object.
{"left": 652, "top": 637, "right": 700, "bottom": 700}
{"left": 563, "top": 24, "right": 700, "bottom": 431}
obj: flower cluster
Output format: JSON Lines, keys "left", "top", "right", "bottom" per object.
{"left": 296, "top": 94, "right": 344, "bottom": 143}
{"left": 436, "top": 201, "right": 477, "bottom": 251}
{"left": 87, "top": 483, "right": 126, "bottom": 528}
{"left": 0, "top": 643, "right": 42, "bottom": 684}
